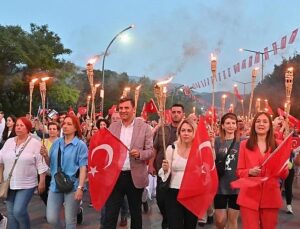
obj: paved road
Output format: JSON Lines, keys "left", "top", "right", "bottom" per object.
{"left": 1, "top": 177, "right": 300, "bottom": 228}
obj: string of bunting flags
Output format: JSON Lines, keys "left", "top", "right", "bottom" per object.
{"left": 190, "top": 28, "right": 298, "bottom": 90}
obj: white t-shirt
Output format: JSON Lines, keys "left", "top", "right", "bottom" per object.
{"left": 0, "top": 136, "right": 49, "bottom": 189}
{"left": 158, "top": 143, "right": 188, "bottom": 189}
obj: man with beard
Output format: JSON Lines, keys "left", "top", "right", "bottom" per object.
{"left": 149, "top": 104, "right": 185, "bottom": 228}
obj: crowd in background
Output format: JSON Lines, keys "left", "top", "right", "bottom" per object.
{"left": 0, "top": 100, "right": 299, "bottom": 229}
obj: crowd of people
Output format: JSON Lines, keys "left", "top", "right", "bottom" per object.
{"left": 0, "top": 98, "right": 299, "bottom": 229}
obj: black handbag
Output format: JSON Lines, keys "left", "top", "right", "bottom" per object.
{"left": 54, "top": 144, "right": 74, "bottom": 193}
{"left": 158, "top": 144, "right": 175, "bottom": 195}
{"left": 216, "top": 138, "right": 236, "bottom": 178}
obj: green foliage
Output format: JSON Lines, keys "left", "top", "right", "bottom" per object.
{"left": 255, "top": 54, "right": 300, "bottom": 118}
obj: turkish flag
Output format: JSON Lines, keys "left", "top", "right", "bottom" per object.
{"left": 272, "top": 42, "right": 278, "bottom": 55}
{"left": 78, "top": 106, "right": 87, "bottom": 115}
{"left": 177, "top": 117, "right": 218, "bottom": 218}
{"left": 254, "top": 52, "right": 260, "bottom": 64}
{"left": 288, "top": 28, "right": 298, "bottom": 44}
{"left": 263, "top": 133, "right": 292, "bottom": 177}
{"left": 108, "top": 105, "right": 117, "bottom": 115}
{"left": 164, "top": 109, "right": 172, "bottom": 124}
{"left": 88, "top": 128, "right": 128, "bottom": 210}
{"left": 234, "top": 87, "right": 243, "bottom": 101}
{"left": 231, "top": 133, "right": 293, "bottom": 189}
{"left": 68, "top": 107, "right": 75, "bottom": 115}
{"left": 277, "top": 108, "right": 300, "bottom": 127}
{"left": 205, "top": 107, "right": 217, "bottom": 125}
{"left": 281, "top": 35, "right": 287, "bottom": 49}
{"left": 141, "top": 103, "right": 148, "bottom": 121}
{"left": 144, "top": 99, "right": 158, "bottom": 113}
{"left": 264, "top": 47, "right": 269, "bottom": 60}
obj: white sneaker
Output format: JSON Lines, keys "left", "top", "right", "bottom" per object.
{"left": 287, "top": 205, "right": 294, "bottom": 214}
{"left": 0, "top": 215, "right": 7, "bottom": 229}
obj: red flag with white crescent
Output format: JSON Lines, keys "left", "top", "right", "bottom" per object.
{"left": 88, "top": 128, "right": 128, "bottom": 210}
{"left": 177, "top": 117, "right": 218, "bottom": 218}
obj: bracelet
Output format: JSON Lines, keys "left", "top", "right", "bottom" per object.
{"left": 77, "top": 186, "right": 84, "bottom": 191}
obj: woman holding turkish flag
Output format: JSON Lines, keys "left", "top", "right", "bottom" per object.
{"left": 236, "top": 112, "right": 289, "bottom": 229}
{"left": 159, "top": 119, "right": 198, "bottom": 229}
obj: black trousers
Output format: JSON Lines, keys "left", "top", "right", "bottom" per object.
{"left": 156, "top": 176, "right": 168, "bottom": 224}
{"left": 103, "top": 171, "right": 143, "bottom": 229}
{"left": 165, "top": 188, "right": 197, "bottom": 229}
{"left": 284, "top": 169, "right": 295, "bottom": 205}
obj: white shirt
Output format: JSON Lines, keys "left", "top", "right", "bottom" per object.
{"left": 158, "top": 143, "right": 187, "bottom": 189}
{"left": 120, "top": 120, "right": 134, "bottom": 171}
{"left": 0, "top": 137, "right": 49, "bottom": 189}
{"left": 0, "top": 117, "right": 5, "bottom": 141}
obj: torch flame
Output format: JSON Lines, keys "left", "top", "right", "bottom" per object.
{"left": 211, "top": 53, "right": 217, "bottom": 61}
{"left": 136, "top": 84, "right": 142, "bottom": 90}
{"left": 157, "top": 76, "right": 174, "bottom": 86}
{"left": 88, "top": 55, "right": 101, "bottom": 64}
{"left": 41, "top": 76, "right": 50, "bottom": 81}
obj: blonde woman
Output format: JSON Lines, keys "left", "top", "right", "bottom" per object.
{"left": 159, "top": 119, "right": 198, "bottom": 229}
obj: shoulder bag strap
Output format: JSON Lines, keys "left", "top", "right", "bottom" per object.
{"left": 224, "top": 138, "right": 236, "bottom": 159}
{"left": 7, "top": 136, "right": 32, "bottom": 180}
{"left": 57, "top": 143, "right": 62, "bottom": 172}
{"left": 169, "top": 144, "right": 176, "bottom": 172}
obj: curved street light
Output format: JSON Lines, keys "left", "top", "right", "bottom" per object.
{"left": 101, "top": 24, "right": 135, "bottom": 115}
{"left": 239, "top": 48, "right": 278, "bottom": 82}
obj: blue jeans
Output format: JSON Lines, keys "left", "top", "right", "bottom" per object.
{"left": 46, "top": 191, "right": 80, "bottom": 229}
{"left": 6, "top": 187, "right": 35, "bottom": 229}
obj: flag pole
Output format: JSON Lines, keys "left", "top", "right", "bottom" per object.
{"left": 260, "top": 131, "right": 293, "bottom": 167}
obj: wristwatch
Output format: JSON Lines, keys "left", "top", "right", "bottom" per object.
{"left": 77, "top": 186, "right": 84, "bottom": 191}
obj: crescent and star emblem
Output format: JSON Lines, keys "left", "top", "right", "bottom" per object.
{"left": 89, "top": 144, "right": 114, "bottom": 177}
{"left": 198, "top": 141, "right": 215, "bottom": 173}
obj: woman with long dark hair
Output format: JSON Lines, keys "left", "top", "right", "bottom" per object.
{"left": 236, "top": 112, "right": 289, "bottom": 229}
{"left": 214, "top": 113, "right": 241, "bottom": 229}
{"left": 0, "top": 115, "right": 16, "bottom": 149}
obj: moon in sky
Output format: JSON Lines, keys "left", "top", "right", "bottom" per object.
{"left": 91, "top": 144, "right": 113, "bottom": 169}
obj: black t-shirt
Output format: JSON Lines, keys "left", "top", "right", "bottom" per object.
{"left": 215, "top": 136, "right": 241, "bottom": 195}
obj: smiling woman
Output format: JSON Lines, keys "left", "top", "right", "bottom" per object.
{"left": 236, "top": 112, "right": 288, "bottom": 229}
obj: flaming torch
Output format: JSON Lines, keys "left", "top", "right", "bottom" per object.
{"left": 86, "top": 95, "right": 91, "bottom": 119}
{"left": 134, "top": 84, "right": 142, "bottom": 111}
{"left": 211, "top": 54, "right": 217, "bottom": 128}
{"left": 39, "top": 76, "right": 50, "bottom": 144}
{"left": 221, "top": 94, "right": 227, "bottom": 116}
{"left": 121, "top": 87, "right": 131, "bottom": 99}
{"left": 154, "top": 76, "right": 173, "bottom": 158}
{"left": 284, "top": 67, "right": 294, "bottom": 134}
{"left": 255, "top": 98, "right": 261, "bottom": 113}
{"left": 29, "top": 78, "right": 38, "bottom": 120}
{"left": 248, "top": 68, "right": 258, "bottom": 119}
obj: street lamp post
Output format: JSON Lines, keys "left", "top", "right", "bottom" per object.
{"left": 171, "top": 85, "right": 184, "bottom": 105}
{"left": 233, "top": 80, "right": 252, "bottom": 97}
{"left": 239, "top": 48, "right": 277, "bottom": 81}
{"left": 101, "top": 25, "right": 134, "bottom": 115}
